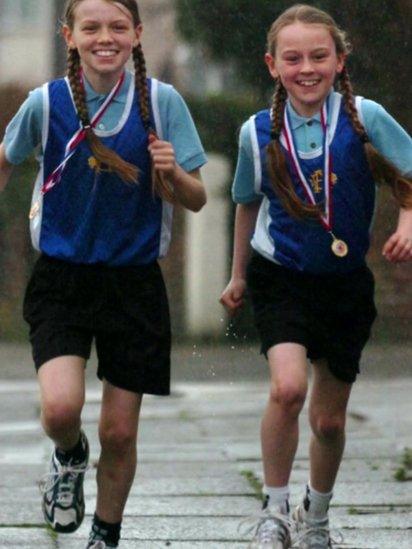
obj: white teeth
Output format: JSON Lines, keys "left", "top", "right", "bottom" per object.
{"left": 95, "top": 50, "right": 116, "bottom": 57}
{"left": 298, "top": 80, "right": 319, "bottom": 87}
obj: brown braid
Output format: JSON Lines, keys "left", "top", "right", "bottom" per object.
{"left": 132, "top": 44, "right": 176, "bottom": 203}
{"left": 266, "top": 79, "right": 320, "bottom": 219}
{"left": 339, "top": 68, "right": 412, "bottom": 208}
{"left": 66, "top": 47, "right": 138, "bottom": 183}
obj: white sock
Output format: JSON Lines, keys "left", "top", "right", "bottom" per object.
{"left": 263, "top": 484, "right": 290, "bottom": 515}
{"left": 304, "top": 483, "right": 333, "bottom": 520}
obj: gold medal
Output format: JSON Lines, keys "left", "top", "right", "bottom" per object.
{"left": 29, "top": 201, "right": 40, "bottom": 220}
{"left": 331, "top": 237, "right": 348, "bottom": 257}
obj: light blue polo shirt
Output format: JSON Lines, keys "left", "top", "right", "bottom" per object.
{"left": 4, "top": 70, "right": 206, "bottom": 174}
{"left": 233, "top": 91, "right": 412, "bottom": 203}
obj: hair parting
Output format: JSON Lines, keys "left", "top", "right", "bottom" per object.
{"left": 265, "top": 3, "right": 412, "bottom": 218}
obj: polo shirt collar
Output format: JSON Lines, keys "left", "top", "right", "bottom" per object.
{"left": 84, "top": 70, "right": 131, "bottom": 104}
{"left": 285, "top": 89, "right": 335, "bottom": 130}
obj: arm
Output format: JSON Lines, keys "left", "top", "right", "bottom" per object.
{"left": 382, "top": 207, "right": 412, "bottom": 263}
{"left": 220, "top": 200, "right": 261, "bottom": 315}
{"left": 148, "top": 138, "right": 206, "bottom": 212}
{"left": 361, "top": 100, "right": 412, "bottom": 263}
{"left": 0, "top": 143, "right": 14, "bottom": 192}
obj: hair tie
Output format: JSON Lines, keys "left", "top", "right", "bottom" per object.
{"left": 361, "top": 133, "right": 369, "bottom": 144}
{"left": 270, "top": 129, "right": 280, "bottom": 141}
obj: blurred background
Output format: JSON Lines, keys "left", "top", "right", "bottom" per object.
{"left": 0, "top": 0, "right": 410, "bottom": 345}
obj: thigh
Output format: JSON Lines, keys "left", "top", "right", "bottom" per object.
{"left": 267, "top": 342, "right": 309, "bottom": 394}
{"left": 309, "top": 359, "right": 352, "bottom": 419}
{"left": 38, "top": 356, "right": 86, "bottom": 411}
{"left": 95, "top": 262, "right": 171, "bottom": 395}
{"left": 247, "top": 254, "right": 311, "bottom": 355}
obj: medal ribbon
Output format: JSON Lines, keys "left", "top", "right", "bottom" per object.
{"left": 41, "top": 71, "right": 126, "bottom": 194}
{"left": 282, "top": 100, "right": 333, "bottom": 231}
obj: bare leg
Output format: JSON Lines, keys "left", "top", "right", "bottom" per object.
{"left": 96, "top": 380, "right": 143, "bottom": 523}
{"left": 262, "top": 343, "right": 308, "bottom": 487}
{"left": 38, "top": 356, "right": 86, "bottom": 450}
{"left": 308, "top": 360, "right": 352, "bottom": 492}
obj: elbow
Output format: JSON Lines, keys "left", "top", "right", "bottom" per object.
{"left": 190, "top": 190, "right": 207, "bottom": 213}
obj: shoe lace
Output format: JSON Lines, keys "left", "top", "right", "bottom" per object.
{"left": 239, "top": 509, "right": 292, "bottom": 543}
{"left": 39, "top": 461, "right": 89, "bottom": 504}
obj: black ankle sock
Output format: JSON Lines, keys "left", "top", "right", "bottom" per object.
{"left": 90, "top": 513, "right": 121, "bottom": 547}
{"left": 56, "top": 432, "right": 87, "bottom": 464}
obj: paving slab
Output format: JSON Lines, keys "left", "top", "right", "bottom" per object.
{"left": 0, "top": 344, "right": 411, "bottom": 548}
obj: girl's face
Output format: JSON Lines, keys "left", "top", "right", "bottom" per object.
{"left": 63, "top": 0, "right": 142, "bottom": 90}
{"left": 266, "top": 22, "right": 344, "bottom": 117}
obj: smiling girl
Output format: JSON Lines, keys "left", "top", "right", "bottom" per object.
{"left": 0, "top": 0, "right": 206, "bottom": 547}
{"left": 221, "top": 4, "right": 412, "bottom": 548}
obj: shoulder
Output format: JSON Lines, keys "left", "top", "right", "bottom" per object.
{"left": 154, "top": 80, "right": 185, "bottom": 107}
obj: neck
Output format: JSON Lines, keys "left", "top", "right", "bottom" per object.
{"left": 83, "top": 69, "right": 124, "bottom": 95}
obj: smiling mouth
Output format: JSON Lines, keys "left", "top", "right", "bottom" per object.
{"left": 94, "top": 50, "right": 118, "bottom": 58}
{"left": 297, "top": 79, "right": 321, "bottom": 87}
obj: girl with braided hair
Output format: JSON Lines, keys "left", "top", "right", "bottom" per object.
{"left": 220, "top": 4, "right": 411, "bottom": 548}
{"left": 0, "top": 0, "right": 206, "bottom": 547}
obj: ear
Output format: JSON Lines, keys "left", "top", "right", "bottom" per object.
{"left": 62, "top": 25, "right": 76, "bottom": 49}
{"left": 336, "top": 53, "right": 346, "bottom": 75}
{"left": 133, "top": 23, "right": 143, "bottom": 48}
{"left": 265, "top": 53, "right": 279, "bottom": 79}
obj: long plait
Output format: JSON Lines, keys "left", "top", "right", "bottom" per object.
{"left": 132, "top": 44, "right": 175, "bottom": 203}
{"left": 339, "top": 67, "right": 412, "bottom": 208}
{"left": 266, "top": 78, "right": 320, "bottom": 219}
{"left": 66, "top": 48, "right": 138, "bottom": 183}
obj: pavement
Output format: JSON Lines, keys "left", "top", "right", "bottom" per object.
{"left": 0, "top": 341, "right": 411, "bottom": 548}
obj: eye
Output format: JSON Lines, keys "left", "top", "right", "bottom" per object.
{"left": 285, "top": 56, "right": 299, "bottom": 63}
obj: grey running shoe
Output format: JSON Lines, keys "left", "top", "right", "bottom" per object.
{"left": 292, "top": 503, "right": 337, "bottom": 548}
{"left": 87, "top": 542, "right": 111, "bottom": 549}
{"left": 240, "top": 508, "right": 292, "bottom": 548}
{"left": 39, "top": 431, "right": 89, "bottom": 533}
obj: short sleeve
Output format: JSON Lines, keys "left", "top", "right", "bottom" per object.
{"left": 232, "top": 120, "right": 261, "bottom": 204}
{"left": 3, "top": 87, "right": 43, "bottom": 165}
{"left": 157, "top": 83, "right": 207, "bottom": 173}
{"left": 360, "top": 99, "right": 412, "bottom": 177}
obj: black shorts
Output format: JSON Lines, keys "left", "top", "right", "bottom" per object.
{"left": 23, "top": 255, "right": 171, "bottom": 395}
{"left": 246, "top": 253, "right": 377, "bottom": 383}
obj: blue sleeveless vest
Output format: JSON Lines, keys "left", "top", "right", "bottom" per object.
{"left": 251, "top": 94, "right": 376, "bottom": 274}
{"left": 29, "top": 77, "right": 173, "bottom": 266}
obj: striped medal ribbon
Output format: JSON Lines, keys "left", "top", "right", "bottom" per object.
{"left": 282, "top": 100, "right": 348, "bottom": 258}
{"left": 29, "top": 71, "right": 126, "bottom": 220}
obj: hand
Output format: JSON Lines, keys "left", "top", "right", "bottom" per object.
{"left": 382, "top": 232, "right": 412, "bottom": 263}
{"left": 220, "top": 278, "right": 247, "bottom": 316}
{"left": 148, "top": 134, "right": 177, "bottom": 179}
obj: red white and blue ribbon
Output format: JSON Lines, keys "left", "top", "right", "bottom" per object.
{"left": 282, "top": 100, "right": 332, "bottom": 231}
{"left": 41, "top": 71, "right": 126, "bottom": 194}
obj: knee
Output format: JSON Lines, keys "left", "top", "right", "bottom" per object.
{"left": 41, "top": 399, "right": 82, "bottom": 436}
{"left": 311, "top": 414, "right": 346, "bottom": 441}
{"left": 269, "top": 383, "right": 306, "bottom": 416}
{"left": 99, "top": 424, "right": 137, "bottom": 456}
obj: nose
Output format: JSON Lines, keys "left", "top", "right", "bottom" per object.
{"left": 97, "top": 27, "right": 113, "bottom": 43}
{"left": 300, "top": 57, "right": 314, "bottom": 73}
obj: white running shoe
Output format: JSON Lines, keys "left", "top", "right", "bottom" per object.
{"left": 292, "top": 503, "right": 338, "bottom": 548}
{"left": 39, "top": 431, "right": 89, "bottom": 533}
{"left": 240, "top": 508, "right": 292, "bottom": 548}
